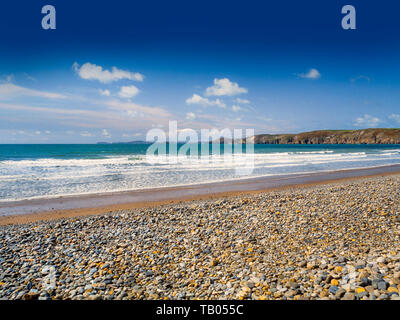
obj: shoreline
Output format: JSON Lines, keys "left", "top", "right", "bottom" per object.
{"left": 1, "top": 164, "right": 400, "bottom": 226}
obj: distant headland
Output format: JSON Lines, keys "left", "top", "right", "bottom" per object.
{"left": 98, "top": 128, "right": 400, "bottom": 145}
{"left": 238, "top": 128, "right": 400, "bottom": 144}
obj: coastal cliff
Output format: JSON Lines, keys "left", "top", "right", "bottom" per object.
{"left": 242, "top": 128, "right": 400, "bottom": 144}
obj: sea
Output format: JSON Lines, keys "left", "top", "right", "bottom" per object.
{"left": 0, "top": 143, "right": 400, "bottom": 202}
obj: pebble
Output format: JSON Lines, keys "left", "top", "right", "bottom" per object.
{"left": 0, "top": 175, "right": 399, "bottom": 300}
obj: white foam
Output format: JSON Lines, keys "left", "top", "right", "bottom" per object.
{"left": 1, "top": 148, "right": 400, "bottom": 202}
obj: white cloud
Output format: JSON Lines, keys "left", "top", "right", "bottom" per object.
{"left": 80, "top": 131, "right": 93, "bottom": 137}
{"left": 186, "top": 94, "right": 226, "bottom": 108}
{"left": 45, "top": 130, "right": 51, "bottom": 134}
{"left": 102, "top": 129, "right": 111, "bottom": 138}
{"left": 235, "top": 98, "right": 250, "bottom": 104}
{"left": 205, "top": 78, "right": 248, "bottom": 96}
{"left": 389, "top": 114, "right": 400, "bottom": 124}
{"left": 122, "top": 132, "right": 142, "bottom": 138}
{"left": 232, "top": 105, "right": 242, "bottom": 112}
{"left": 99, "top": 89, "right": 110, "bottom": 96}
{"left": 0, "top": 102, "right": 110, "bottom": 118}
{"left": 73, "top": 62, "right": 144, "bottom": 83}
{"left": 23, "top": 73, "right": 36, "bottom": 81}
{"left": 351, "top": 75, "right": 371, "bottom": 83}
{"left": 0, "top": 98, "right": 172, "bottom": 133}
{"left": 106, "top": 100, "right": 172, "bottom": 118}
{"left": 186, "top": 112, "right": 196, "bottom": 120}
{"left": 35, "top": 131, "right": 41, "bottom": 135}
{"left": 5, "top": 74, "right": 14, "bottom": 82}
{"left": 0, "top": 83, "right": 66, "bottom": 99}
{"left": 299, "top": 68, "right": 321, "bottom": 80}
{"left": 354, "top": 114, "right": 382, "bottom": 127}
{"left": 118, "top": 85, "right": 139, "bottom": 99}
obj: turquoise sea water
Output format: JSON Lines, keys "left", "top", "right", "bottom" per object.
{"left": 0, "top": 144, "right": 399, "bottom": 201}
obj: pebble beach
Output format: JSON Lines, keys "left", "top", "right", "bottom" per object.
{"left": 0, "top": 174, "right": 400, "bottom": 300}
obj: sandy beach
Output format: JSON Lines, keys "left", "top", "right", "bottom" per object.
{"left": 1, "top": 164, "right": 400, "bottom": 226}
{"left": 3, "top": 0, "right": 400, "bottom": 305}
{"left": 0, "top": 170, "right": 399, "bottom": 300}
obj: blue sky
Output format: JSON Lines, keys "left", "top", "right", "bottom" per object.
{"left": 0, "top": 0, "right": 399, "bottom": 143}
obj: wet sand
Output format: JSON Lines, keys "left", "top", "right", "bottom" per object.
{"left": 1, "top": 164, "right": 400, "bottom": 226}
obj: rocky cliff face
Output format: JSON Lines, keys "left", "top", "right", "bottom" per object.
{"left": 242, "top": 129, "right": 400, "bottom": 144}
